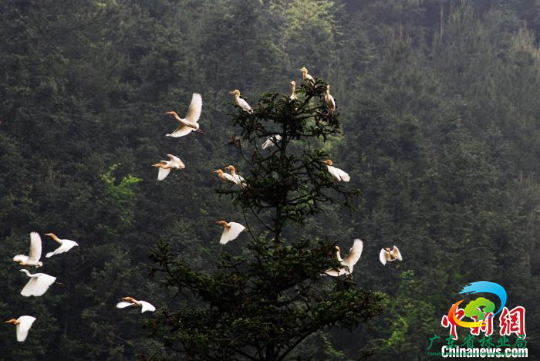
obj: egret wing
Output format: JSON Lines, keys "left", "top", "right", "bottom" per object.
{"left": 219, "top": 227, "right": 232, "bottom": 244}
{"left": 237, "top": 98, "right": 253, "bottom": 113}
{"left": 185, "top": 93, "right": 202, "bottom": 123}
{"left": 116, "top": 302, "right": 135, "bottom": 309}
{"left": 223, "top": 173, "right": 237, "bottom": 184}
{"left": 139, "top": 301, "right": 156, "bottom": 313}
{"left": 21, "top": 274, "right": 56, "bottom": 297}
{"left": 157, "top": 168, "right": 171, "bottom": 181}
{"left": 167, "top": 125, "right": 193, "bottom": 138}
{"left": 235, "top": 174, "right": 246, "bottom": 188}
{"left": 219, "top": 222, "right": 245, "bottom": 244}
{"left": 13, "top": 255, "right": 29, "bottom": 263}
{"left": 324, "top": 268, "right": 346, "bottom": 277}
{"left": 46, "top": 240, "right": 78, "bottom": 258}
{"left": 28, "top": 232, "right": 42, "bottom": 262}
{"left": 327, "top": 166, "right": 341, "bottom": 181}
{"left": 16, "top": 316, "right": 36, "bottom": 342}
{"left": 167, "top": 154, "right": 185, "bottom": 168}
{"left": 334, "top": 167, "right": 350, "bottom": 182}
{"left": 262, "top": 138, "right": 274, "bottom": 149}
{"left": 393, "top": 246, "right": 403, "bottom": 261}
{"left": 227, "top": 222, "right": 245, "bottom": 242}
{"left": 379, "top": 249, "right": 388, "bottom": 265}
{"left": 343, "top": 239, "right": 363, "bottom": 269}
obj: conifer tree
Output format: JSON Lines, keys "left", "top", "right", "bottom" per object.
{"left": 149, "top": 78, "right": 383, "bottom": 360}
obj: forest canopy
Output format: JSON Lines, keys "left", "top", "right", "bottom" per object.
{"left": 0, "top": 0, "right": 538, "bottom": 359}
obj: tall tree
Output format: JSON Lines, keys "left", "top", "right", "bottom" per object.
{"left": 149, "top": 78, "right": 383, "bottom": 360}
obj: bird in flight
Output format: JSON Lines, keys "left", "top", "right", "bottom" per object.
{"left": 165, "top": 93, "right": 203, "bottom": 138}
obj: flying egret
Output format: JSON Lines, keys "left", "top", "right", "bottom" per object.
{"left": 45, "top": 233, "right": 79, "bottom": 258}
{"left": 226, "top": 165, "right": 246, "bottom": 187}
{"left": 325, "top": 85, "right": 336, "bottom": 112}
{"left": 13, "top": 232, "right": 43, "bottom": 268}
{"left": 300, "top": 67, "right": 314, "bottom": 83}
{"left": 116, "top": 297, "right": 156, "bottom": 313}
{"left": 290, "top": 80, "right": 297, "bottom": 101}
{"left": 323, "top": 160, "right": 350, "bottom": 182}
{"left": 165, "top": 93, "right": 203, "bottom": 138}
{"left": 230, "top": 90, "right": 253, "bottom": 114}
{"left": 214, "top": 169, "right": 238, "bottom": 184}
{"left": 5, "top": 316, "right": 36, "bottom": 342}
{"left": 325, "top": 239, "right": 364, "bottom": 276}
{"left": 379, "top": 246, "right": 403, "bottom": 265}
{"left": 152, "top": 154, "right": 185, "bottom": 181}
{"left": 262, "top": 134, "right": 282, "bottom": 150}
{"left": 19, "top": 269, "right": 56, "bottom": 297}
{"left": 216, "top": 220, "right": 245, "bottom": 245}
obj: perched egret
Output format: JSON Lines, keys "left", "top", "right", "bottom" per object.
{"left": 19, "top": 269, "right": 56, "bottom": 297}
{"left": 165, "top": 93, "right": 203, "bottom": 138}
{"left": 325, "top": 85, "right": 336, "bottom": 112}
{"left": 214, "top": 169, "right": 238, "bottom": 184}
{"left": 262, "top": 134, "right": 282, "bottom": 150}
{"left": 116, "top": 297, "right": 156, "bottom": 313}
{"left": 216, "top": 220, "right": 245, "bottom": 245}
{"left": 379, "top": 246, "right": 403, "bottom": 265}
{"left": 13, "top": 232, "right": 43, "bottom": 268}
{"left": 45, "top": 233, "right": 79, "bottom": 258}
{"left": 325, "top": 239, "right": 364, "bottom": 276}
{"left": 300, "top": 67, "right": 314, "bottom": 83}
{"left": 153, "top": 154, "right": 185, "bottom": 181}
{"left": 323, "top": 160, "right": 350, "bottom": 182}
{"left": 226, "top": 165, "right": 246, "bottom": 187}
{"left": 230, "top": 89, "right": 253, "bottom": 114}
{"left": 5, "top": 316, "right": 36, "bottom": 342}
{"left": 290, "top": 80, "right": 297, "bottom": 101}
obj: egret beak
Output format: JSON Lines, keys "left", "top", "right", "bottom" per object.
{"left": 196, "top": 128, "right": 204, "bottom": 134}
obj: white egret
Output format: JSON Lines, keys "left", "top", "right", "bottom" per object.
{"left": 116, "top": 297, "right": 156, "bottom": 313}
{"left": 13, "top": 232, "right": 43, "bottom": 268}
{"left": 325, "top": 85, "right": 336, "bottom": 112}
{"left": 290, "top": 80, "right": 297, "bottom": 101}
{"left": 226, "top": 165, "right": 246, "bottom": 187}
{"left": 262, "top": 134, "right": 282, "bottom": 150}
{"left": 214, "top": 169, "right": 238, "bottom": 185}
{"left": 322, "top": 160, "right": 350, "bottom": 182}
{"left": 45, "top": 233, "right": 79, "bottom": 258}
{"left": 230, "top": 89, "right": 253, "bottom": 114}
{"left": 19, "top": 269, "right": 56, "bottom": 297}
{"left": 379, "top": 246, "right": 403, "bottom": 265}
{"left": 165, "top": 93, "right": 203, "bottom": 138}
{"left": 5, "top": 316, "right": 36, "bottom": 342}
{"left": 300, "top": 67, "right": 314, "bottom": 83}
{"left": 152, "top": 154, "right": 185, "bottom": 181}
{"left": 216, "top": 220, "right": 245, "bottom": 245}
{"left": 325, "top": 239, "right": 364, "bottom": 276}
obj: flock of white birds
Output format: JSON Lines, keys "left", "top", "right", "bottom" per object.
{"left": 6, "top": 67, "right": 402, "bottom": 343}
{"left": 8, "top": 232, "right": 80, "bottom": 342}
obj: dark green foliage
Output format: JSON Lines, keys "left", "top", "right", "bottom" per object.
{"left": 1, "top": 0, "right": 539, "bottom": 359}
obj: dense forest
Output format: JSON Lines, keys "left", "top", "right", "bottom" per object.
{"left": 0, "top": 0, "right": 539, "bottom": 359}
